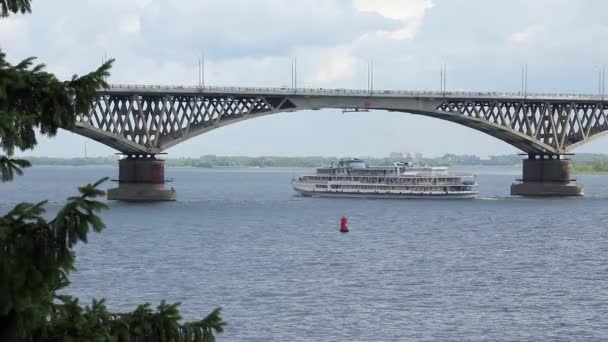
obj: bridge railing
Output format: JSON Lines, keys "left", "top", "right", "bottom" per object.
{"left": 106, "top": 84, "right": 601, "bottom": 100}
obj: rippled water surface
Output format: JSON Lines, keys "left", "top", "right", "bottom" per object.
{"left": 3, "top": 166, "right": 608, "bottom": 341}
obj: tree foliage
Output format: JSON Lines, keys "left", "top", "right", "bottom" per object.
{"left": 572, "top": 160, "right": 608, "bottom": 173}
{"left": 0, "top": 0, "right": 225, "bottom": 340}
{"left": 0, "top": 0, "right": 29, "bottom": 17}
{"left": 0, "top": 46, "right": 113, "bottom": 181}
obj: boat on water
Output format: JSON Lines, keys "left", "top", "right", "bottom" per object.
{"left": 292, "top": 159, "right": 479, "bottom": 199}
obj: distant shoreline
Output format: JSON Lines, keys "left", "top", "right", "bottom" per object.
{"left": 20, "top": 155, "right": 519, "bottom": 168}
{"left": 19, "top": 155, "right": 608, "bottom": 173}
{"left": 26, "top": 164, "right": 608, "bottom": 175}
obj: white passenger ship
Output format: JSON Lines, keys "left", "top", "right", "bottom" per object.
{"left": 292, "top": 159, "right": 479, "bottom": 199}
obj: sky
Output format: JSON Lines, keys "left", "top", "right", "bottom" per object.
{"left": 3, "top": 0, "right": 608, "bottom": 158}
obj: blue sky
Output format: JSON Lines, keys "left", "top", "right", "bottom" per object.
{"left": 3, "top": 0, "right": 608, "bottom": 157}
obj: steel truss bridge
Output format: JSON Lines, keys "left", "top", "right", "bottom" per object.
{"left": 74, "top": 85, "right": 608, "bottom": 156}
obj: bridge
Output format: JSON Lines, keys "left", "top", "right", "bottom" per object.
{"left": 75, "top": 85, "right": 607, "bottom": 200}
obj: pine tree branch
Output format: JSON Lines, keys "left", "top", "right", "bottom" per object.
{"left": 0, "top": 0, "right": 31, "bottom": 17}
{"left": 0, "top": 155, "right": 30, "bottom": 182}
{"left": 50, "top": 177, "right": 109, "bottom": 251}
{"left": 0, "top": 51, "right": 114, "bottom": 171}
{"left": 42, "top": 296, "right": 225, "bottom": 342}
{"left": 1, "top": 179, "right": 109, "bottom": 340}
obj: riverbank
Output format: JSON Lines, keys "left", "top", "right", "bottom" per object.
{"left": 20, "top": 154, "right": 608, "bottom": 173}
{"left": 571, "top": 160, "right": 608, "bottom": 174}
{"left": 21, "top": 155, "right": 512, "bottom": 168}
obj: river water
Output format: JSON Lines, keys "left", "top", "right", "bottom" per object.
{"left": 2, "top": 166, "right": 608, "bottom": 341}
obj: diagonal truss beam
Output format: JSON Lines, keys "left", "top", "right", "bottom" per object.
{"left": 435, "top": 100, "right": 608, "bottom": 154}
{"left": 74, "top": 94, "right": 298, "bottom": 153}
{"left": 73, "top": 91, "right": 608, "bottom": 155}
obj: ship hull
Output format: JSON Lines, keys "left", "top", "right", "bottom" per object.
{"left": 293, "top": 188, "right": 478, "bottom": 199}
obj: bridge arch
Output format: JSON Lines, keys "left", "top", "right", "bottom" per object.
{"left": 73, "top": 87, "right": 608, "bottom": 156}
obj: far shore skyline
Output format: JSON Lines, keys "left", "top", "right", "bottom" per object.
{"left": 20, "top": 152, "right": 608, "bottom": 159}
{"left": 19, "top": 152, "right": 509, "bottom": 159}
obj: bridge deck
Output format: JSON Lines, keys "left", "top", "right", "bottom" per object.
{"left": 106, "top": 84, "right": 604, "bottom": 102}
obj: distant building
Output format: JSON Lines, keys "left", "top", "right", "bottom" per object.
{"left": 389, "top": 152, "right": 404, "bottom": 159}
{"left": 390, "top": 151, "right": 424, "bottom": 160}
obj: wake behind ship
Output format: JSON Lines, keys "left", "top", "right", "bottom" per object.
{"left": 292, "top": 159, "right": 479, "bottom": 199}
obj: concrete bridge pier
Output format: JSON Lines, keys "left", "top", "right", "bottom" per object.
{"left": 511, "top": 155, "right": 583, "bottom": 197}
{"left": 107, "top": 155, "right": 176, "bottom": 202}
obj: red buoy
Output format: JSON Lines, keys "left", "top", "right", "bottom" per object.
{"left": 340, "top": 216, "right": 349, "bottom": 233}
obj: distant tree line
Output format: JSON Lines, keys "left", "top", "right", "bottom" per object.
{"left": 22, "top": 154, "right": 520, "bottom": 168}
{"left": 26, "top": 156, "right": 119, "bottom": 166}
{"left": 22, "top": 153, "right": 608, "bottom": 170}
{"left": 166, "top": 155, "right": 444, "bottom": 168}
{"left": 571, "top": 160, "right": 608, "bottom": 173}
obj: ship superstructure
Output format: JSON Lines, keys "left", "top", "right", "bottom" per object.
{"left": 292, "top": 159, "right": 478, "bottom": 199}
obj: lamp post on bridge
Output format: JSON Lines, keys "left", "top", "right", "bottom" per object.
{"left": 520, "top": 64, "right": 528, "bottom": 99}
{"left": 291, "top": 57, "right": 298, "bottom": 93}
{"left": 595, "top": 65, "right": 605, "bottom": 100}
{"left": 603, "top": 65, "right": 606, "bottom": 101}
{"left": 367, "top": 59, "right": 374, "bottom": 96}
{"left": 440, "top": 64, "right": 447, "bottom": 95}
{"left": 198, "top": 54, "right": 205, "bottom": 89}
{"left": 102, "top": 53, "right": 110, "bottom": 82}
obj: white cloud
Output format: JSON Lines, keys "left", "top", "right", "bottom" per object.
{"left": 312, "top": 47, "right": 358, "bottom": 83}
{"left": 134, "top": 0, "right": 155, "bottom": 8}
{"left": 118, "top": 14, "right": 141, "bottom": 34}
{"left": 354, "top": 0, "right": 433, "bottom": 40}
{"left": 509, "top": 25, "right": 545, "bottom": 44}
{"left": 0, "top": 17, "right": 28, "bottom": 50}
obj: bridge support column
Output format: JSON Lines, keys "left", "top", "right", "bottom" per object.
{"left": 107, "top": 155, "right": 176, "bottom": 202}
{"left": 511, "top": 155, "right": 583, "bottom": 197}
